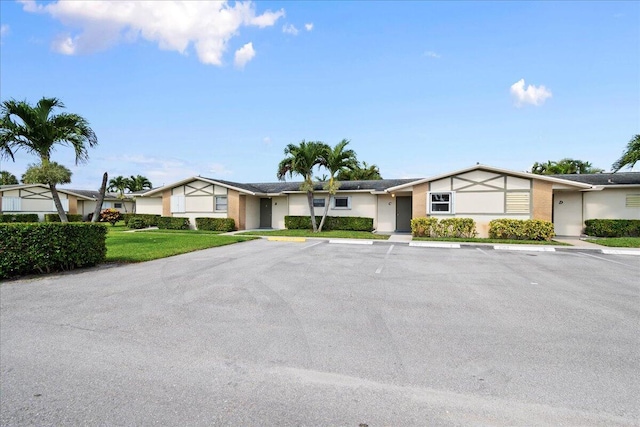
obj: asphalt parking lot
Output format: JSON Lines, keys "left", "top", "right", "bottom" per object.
{"left": 1, "top": 239, "right": 638, "bottom": 426}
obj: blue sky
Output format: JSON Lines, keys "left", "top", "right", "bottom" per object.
{"left": 1, "top": 1, "right": 638, "bottom": 189}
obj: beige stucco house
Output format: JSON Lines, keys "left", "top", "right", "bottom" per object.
{"left": 132, "top": 165, "right": 639, "bottom": 237}
{"left": 0, "top": 184, "right": 134, "bottom": 220}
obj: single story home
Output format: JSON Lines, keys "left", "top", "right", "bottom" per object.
{"left": 131, "top": 165, "right": 640, "bottom": 237}
{"left": 0, "top": 184, "right": 134, "bottom": 221}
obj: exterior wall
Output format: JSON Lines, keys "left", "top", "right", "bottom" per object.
{"left": 162, "top": 190, "right": 171, "bottom": 216}
{"left": 411, "top": 182, "right": 429, "bottom": 220}
{"left": 137, "top": 197, "right": 163, "bottom": 215}
{"left": 532, "top": 180, "right": 553, "bottom": 222}
{"left": 68, "top": 196, "right": 78, "bottom": 215}
{"left": 79, "top": 200, "right": 135, "bottom": 219}
{"left": 245, "top": 196, "right": 261, "bottom": 229}
{"left": 377, "top": 194, "right": 395, "bottom": 232}
{"left": 583, "top": 188, "right": 640, "bottom": 220}
{"left": 288, "top": 192, "right": 377, "bottom": 219}
{"left": 553, "top": 191, "right": 583, "bottom": 236}
{"left": 227, "top": 189, "right": 240, "bottom": 230}
{"left": 271, "top": 196, "right": 288, "bottom": 229}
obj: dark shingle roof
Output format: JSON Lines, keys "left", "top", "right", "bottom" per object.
{"left": 64, "top": 189, "right": 126, "bottom": 200}
{"left": 551, "top": 172, "right": 640, "bottom": 186}
{"left": 201, "top": 178, "right": 421, "bottom": 194}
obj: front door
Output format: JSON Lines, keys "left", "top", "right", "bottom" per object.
{"left": 260, "top": 198, "right": 272, "bottom": 228}
{"left": 396, "top": 196, "right": 412, "bottom": 232}
{"left": 553, "top": 191, "right": 583, "bottom": 236}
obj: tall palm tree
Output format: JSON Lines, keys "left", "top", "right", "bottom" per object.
{"left": 108, "top": 175, "right": 131, "bottom": 213}
{"left": 0, "top": 97, "right": 97, "bottom": 221}
{"left": 0, "top": 170, "right": 18, "bottom": 185}
{"left": 318, "top": 139, "right": 357, "bottom": 232}
{"left": 336, "top": 161, "right": 382, "bottom": 180}
{"left": 127, "top": 175, "right": 153, "bottom": 192}
{"left": 612, "top": 134, "right": 640, "bottom": 172}
{"left": 277, "top": 140, "right": 328, "bottom": 232}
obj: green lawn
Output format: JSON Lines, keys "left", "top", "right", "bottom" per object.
{"left": 237, "top": 229, "right": 389, "bottom": 240}
{"left": 106, "top": 225, "right": 255, "bottom": 262}
{"left": 412, "top": 236, "right": 571, "bottom": 246}
{"left": 584, "top": 237, "right": 640, "bottom": 248}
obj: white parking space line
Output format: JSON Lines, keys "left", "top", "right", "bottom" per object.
{"left": 328, "top": 240, "right": 373, "bottom": 245}
{"left": 303, "top": 241, "right": 325, "bottom": 250}
{"left": 409, "top": 242, "right": 461, "bottom": 249}
{"left": 375, "top": 266, "right": 383, "bottom": 274}
{"left": 494, "top": 245, "right": 555, "bottom": 252}
{"left": 476, "top": 247, "right": 490, "bottom": 256}
{"left": 385, "top": 245, "right": 394, "bottom": 258}
{"left": 577, "top": 252, "right": 636, "bottom": 266}
{"left": 601, "top": 249, "right": 640, "bottom": 256}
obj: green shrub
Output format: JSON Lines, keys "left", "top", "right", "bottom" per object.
{"left": 411, "top": 217, "right": 438, "bottom": 237}
{"left": 125, "top": 214, "right": 160, "bottom": 228}
{"left": 0, "top": 223, "right": 107, "bottom": 279}
{"left": 195, "top": 217, "right": 235, "bottom": 232}
{"left": 99, "top": 208, "right": 122, "bottom": 225}
{"left": 127, "top": 217, "right": 147, "bottom": 229}
{"left": 157, "top": 216, "right": 190, "bottom": 230}
{"left": 584, "top": 219, "right": 640, "bottom": 237}
{"left": 284, "top": 215, "right": 374, "bottom": 231}
{"left": 44, "top": 213, "right": 83, "bottom": 222}
{"left": 411, "top": 217, "right": 477, "bottom": 238}
{"left": 489, "top": 219, "right": 555, "bottom": 241}
{"left": 0, "top": 214, "right": 39, "bottom": 223}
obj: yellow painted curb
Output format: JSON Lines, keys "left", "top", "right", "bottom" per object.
{"left": 267, "top": 236, "right": 307, "bottom": 242}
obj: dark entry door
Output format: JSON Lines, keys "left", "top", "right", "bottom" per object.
{"left": 260, "top": 198, "right": 272, "bottom": 228}
{"left": 396, "top": 196, "right": 412, "bottom": 232}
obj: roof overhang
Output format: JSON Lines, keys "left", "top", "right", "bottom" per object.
{"left": 139, "top": 176, "right": 256, "bottom": 197}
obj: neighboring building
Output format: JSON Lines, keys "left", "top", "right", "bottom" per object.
{"left": 0, "top": 184, "right": 134, "bottom": 221}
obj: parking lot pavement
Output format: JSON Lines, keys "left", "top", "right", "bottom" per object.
{"left": 1, "top": 239, "right": 639, "bottom": 426}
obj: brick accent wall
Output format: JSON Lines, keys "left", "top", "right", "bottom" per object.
{"left": 228, "top": 189, "right": 240, "bottom": 230}
{"left": 532, "top": 180, "right": 553, "bottom": 221}
{"left": 238, "top": 195, "right": 246, "bottom": 230}
{"left": 162, "top": 190, "right": 171, "bottom": 216}
{"left": 68, "top": 195, "right": 77, "bottom": 214}
{"left": 411, "top": 182, "right": 429, "bottom": 219}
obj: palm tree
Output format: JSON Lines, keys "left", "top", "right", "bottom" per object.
{"left": 0, "top": 170, "right": 18, "bottom": 185}
{"left": 612, "top": 134, "right": 640, "bottom": 172}
{"left": 108, "top": 175, "right": 131, "bottom": 213}
{"left": 531, "top": 158, "right": 602, "bottom": 175}
{"left": 127, "top": 175, "right": 153, "bottom": 192}
{"left": 318, "top": 139, "right": 357, "bottom": 232}
{"left": 0, "top": 97, "right": 97, "bottom": 221}
{"left": 277, "top": 140, "right": 328, "bottom": 232}
{"left": 336, "top": 161, "right": 382, "bottom": 180}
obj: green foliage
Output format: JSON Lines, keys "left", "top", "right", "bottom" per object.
{"left": 21, "top": 162, "right": 72, "bottom": 185}
{"left": 530, "top": 158, "right": 603, "bottom": 175}
{"left": 127, "top": 175, "right": 153, "bottom": 192}
{"left": 0, "top": 170, "right": 18, "bottom": 185}
{"left": 195, "top": 217, "right": 236, "bottom": 232}
{"left": 489, "top": 219, "right": 555, "bottom": 241}
{"left": 285, "top": 215, "right": 373, "bottom": 231}
{"left": 411, "top": 217, "right": 476, "bottom": 238}
{"left": 157, "top": 216, "right": 190, "bottom": 230}
{"left": 127, "top": 217, "right": 147, "bottom": 229}
{"left": 45, "top": 213, "right": 83, "bottom": 222}
{"left": 0, "top": 223, "right": 107, "bottom": 279}
{"left": 123, "top": 213, "right": 160, "bottom": 227}
{"left": 611, "top": 134, "right": 640, "bottom": 172}
{"left": 336, "top": 161, "right": 383, "bottom": 180}
{"left": 99, "top": 208, "right": 122, "bottom": 226}
{"left": 584, "top": 219, "right": 640, "bottom": 237}
{"left": 0, "top": 213, "right": 39, "bottom": 223}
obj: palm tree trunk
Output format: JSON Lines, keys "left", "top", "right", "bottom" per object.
{"left": 318, "top": 195, "right": 331, "bottom": 232}
{"left": 49, "top": 183, "right": 68, "bottom": 222}
{"left": 91, "top": 172, "right": 108, "bottom": 223}
{"left": 306, "top": 191, "right": 318, "bottom": 232}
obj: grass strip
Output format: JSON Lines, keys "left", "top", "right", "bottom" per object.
{"left": 237, "top": 229, "right": 389, "bottom": 240}
{"left": 584, "top": 237, "right": 640, "bottom": 248}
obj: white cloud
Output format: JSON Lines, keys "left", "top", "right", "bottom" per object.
{"left": 1, "top": 24, "right": 9, "bottom": 37}
{"left": 424, "top": 50, "right": 441, "bottom": 59}
{"left": 19, "top": 0, "right": 284, "bottom": 66}
{"left": 282, "top": 23, "right": 298, "bottom": 35}
{"left": 263, "top": 136, "right": 272, "bottom": 145}
{"left": 234, "top": 42, "right": 255, "bottom": 69}
{"left": 510, "top": 79, "right": 552, "bottom": 107}
{"left": 305, "top": 23, "right": 313, "bottom": 31}
{"left": 208, "top": 163, "right": 233, "bottom": 176}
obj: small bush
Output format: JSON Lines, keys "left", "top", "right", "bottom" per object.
{"left": 44, "top": 213, "right": 83, "bottom": 222}
{"left": 99, "top": 208, "right": 122, "bottom": 226}
{"left": 157, "top": 216, "right": 190, "bottom": 230}
{"left": 123, "top": 213, "right": 160, "bottom": 227}
{"left": 0, "top": 214, "right": 39, "bottom": 223}
{"left": 411, "top": 217, "right": 476, "bottom": 238}
{"left": 0, "top": 223, "right": 107, "bottom": 279}
{"left": 195, "top": 217, "right": 235, "bottom": 232}
{"left": 284, "top": 215, "right": 373, "bottom": 231}
{"left": 411, "top": 217, "right": 438, "bottom": 237}
{"left": 127, "top": 217, "right": 147, "bottom": 229}
{"left": 489, "top": 219, "right": 555, "bottom": 241}
{"left": 584, "top": 219, "right": 640, "bottom": 237}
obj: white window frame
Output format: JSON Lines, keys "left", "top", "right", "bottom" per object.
{"left": 215, "top": 195, "right": 228, "bottom": 212}
{"left": 2, "top": 197, "right": 21, "bottom": 211}
{"left": 332, "top": 196, "right": 351, "bottom": 210}
{"left": 171, "top": 195, "right": 185, "bottom": 213}
{"left": 313, "top": 198, "right": 326, "bottom": 208}
{"left": 427, "top": 191, "right": 454, "bottom": 214}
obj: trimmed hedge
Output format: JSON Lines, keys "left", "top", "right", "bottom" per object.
{"left": 0, "top": 223, "right": 107, "bottom": 279}
{"left": 489, "top": 219, "right": 555, "bottom": 241}
{"left": 44, "top": 213, "right": 84, "bottom": 222}
{"left": 195, "top": 217, "right": 235, "bottom": 232}
{"left": 123, "top": 213, "right": 160, "bottom": 227}
{"left": 157, "top": 216, "right": 190, "bottom": 230}
{"left": 285, "top": 215, "right": 374, "bottom": 231}
{"left": 411, "top": 217, "right": 477, "bottom": 238}
{"left": 584, "top": 219, "right": 640, "bottom": 237}
{"left": 127, "top": 217, "right": 147, "bottom": 229}
{"left": 0, "top": 213, "right": 39, "bottom": 223}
